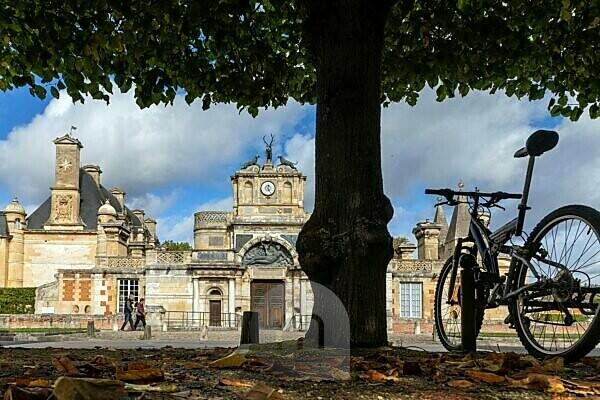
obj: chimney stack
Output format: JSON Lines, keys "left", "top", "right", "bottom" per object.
{"left": 110, "top": 188, "right": 126, "bottom": 212}
{"left": 83, "top": 164, "right": 102, "bottom": 186}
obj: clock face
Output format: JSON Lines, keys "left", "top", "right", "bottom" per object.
{"left": 261, "top": 181, "right": 276, "bottom": 196}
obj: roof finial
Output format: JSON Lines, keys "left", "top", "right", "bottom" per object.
{"left": 458, "top": 179, "right": 465, "bottom": 190}
{"left": 69, "top": 125, "right": 77, "bottom": 136}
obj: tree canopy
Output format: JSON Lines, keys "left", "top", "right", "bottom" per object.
{"left": 2, "top": 0, "right": 600, "bottom": 120}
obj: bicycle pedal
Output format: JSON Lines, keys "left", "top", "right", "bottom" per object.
{"left": 504, "top": 314, "right": 515, "bottom": 328}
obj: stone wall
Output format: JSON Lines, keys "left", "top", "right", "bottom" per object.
{"left": 23, "top": 231, "right": 97, "bottom": 288}
{"left": 0, "top": 314, "right": 115, "bottom": 330}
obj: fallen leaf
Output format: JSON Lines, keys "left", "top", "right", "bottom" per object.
{"left": 14, "top": 378, "right": 32, "bottom": 387}
{"left": 124, "top": 383, "right": 179, "bottom": 393}
{"left": 243, "top": 383, "right": 285, "bottom": 400}
{"left": 209, "top": 351, "right": 248, "bottom": 369}
{"left": 28, "top": 379, "right": 51, "bottom": 388}
{"left": 116, "top": 368, "right": 164, "bottom": 383}
{"left": 52, "top": 356, "right": 80, "bottom": 376}
{"left": 541, "top": 357, "right": 564, "bottom": 373}
{"left": 366, "top": 369, "right": 386, "bottom": 382}
{"left": 465, "top": 369, "right": 505, "bottom": 384}
{"left": 219, "top": 378, "right": 254, "bottom": 388}
{"left": 52, "top": 377, "right": 126, "bottom": 400}
{"left": 365, "top": 369, "right": 401, "bottom": 383}
{"left": 3, "top": 386, "right": 52, "bottom": 400}
{"left": 127, "top": 361, "right": 153, "bottom": 371}
{"left": 507, "top": 373, "right": 565, "bottom": 393}
{"left": 90, "top": 355, "right": 113, "bottom": 366}
{"left": 447, "top": 379, "right": 474, "bottom": 390}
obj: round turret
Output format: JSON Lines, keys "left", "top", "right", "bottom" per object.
{"left": 98, "top": 200, "right": 117, "bottom": 224}
{"left": 5, "top": 197, "right": 26, "bottom": 216}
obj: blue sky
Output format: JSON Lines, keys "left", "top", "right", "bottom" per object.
{"left": 1, "top": 87, "right": 600, "bottom": 246}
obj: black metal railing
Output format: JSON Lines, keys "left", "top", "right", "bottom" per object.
{"left": 165, "top": 311, "right": 240, "bottom": 330}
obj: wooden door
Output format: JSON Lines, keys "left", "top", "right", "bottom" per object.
{"left": 209, "top": 300, "right": 221, "bottom": 327}
{"left": 251, "top": 281, "right": 285, "bottom": 329}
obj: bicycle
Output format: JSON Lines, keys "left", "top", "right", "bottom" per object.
{"left": 426, "top": 129, "right": 600, "bottom": 361}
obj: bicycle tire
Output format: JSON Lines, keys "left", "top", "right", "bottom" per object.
{"left": 509, "top": 205, "right": 600, "bottom": 361}
{"left": 435, "top": 256, "right": 484, "bottom": 352}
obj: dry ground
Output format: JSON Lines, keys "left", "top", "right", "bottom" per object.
{"left": 0, "top": 343, "right": 599, "bottom": 399}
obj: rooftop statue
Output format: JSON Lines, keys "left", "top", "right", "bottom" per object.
{"left": 241, "top": 154, "right": 260, "bottom": 169}
{"left": 277, "top": 155, "right": 297, "bottom": 170}
{"left": 263, "top": 133, "right": 274, "bottom": 164}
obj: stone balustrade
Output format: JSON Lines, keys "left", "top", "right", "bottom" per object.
{"left": 97, "top": 257, "right": 146, "bottom": 269}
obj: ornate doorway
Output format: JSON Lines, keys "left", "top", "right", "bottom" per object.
{"left": 251, "top": 281, "right": 285, "bottom": 329}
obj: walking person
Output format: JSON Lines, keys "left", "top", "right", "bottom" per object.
{"left": 120, "top": 294, "right": 134, "bottom": 331}
{"left": 133, "top": 298, "right": 147, "bottom": 330}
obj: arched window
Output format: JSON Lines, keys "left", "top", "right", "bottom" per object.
{"left": 14, "top": 218, "right": 21, "bottom": 229}
{"left": 283, "top": 182, "right": 292, "bottom": 203}
{"left": 243, "top": 181, "right": 253, "bottom": 203}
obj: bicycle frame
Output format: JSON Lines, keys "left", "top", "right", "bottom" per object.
{"left": 446, "top": 155, "right": 541, "bottom": 307}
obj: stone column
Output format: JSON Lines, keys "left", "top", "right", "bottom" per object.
{"left": 300, "top": 278, "right": 307, "bottom": 329}
{"left": 228, "top": 278, "right": 236, "bottom": 326}
{"left": 386, "top": 271, "right": 394, "bottom": 335}
{"left": 192, "top": 278, "right": 199, "bottom": 326}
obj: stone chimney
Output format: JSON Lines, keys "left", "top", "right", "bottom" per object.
{"left": 46, "top": 133, "right": 83, "bottom": 230}
{"left": 144, "top": 218, "right": 157, "bottom": 242}
{"left": 393, "top": 237, "right": 416, "bottom": 260}
{"left": 132, "top": 209, "right": 145, "bottom": 227}
{"left": 412, "top": 220, "right": 442, "bottom": 261}
{"left": 83, "top": 164, "right": 102, "bottom": 186}
{"left": 110, "top": 188, "right": 126, "bottom": 211}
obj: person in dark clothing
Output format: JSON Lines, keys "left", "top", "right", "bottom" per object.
{"left": 133, "top": 298, "right": 146, "bottom": 330}
{"left": 120, "top": 294, "right": 134, "bottom": 331}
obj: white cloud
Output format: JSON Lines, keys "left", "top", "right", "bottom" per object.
{"left": 4, "top": 86, "right": 600, "bottom": 248}
{"left": 196, "top": 196, "right": 234, "bottom": 212}
{"left": 380, "top": 89, "right": 600, "bottom": 237}
{"left": 155, "top": 196, "right": 234, "bottom": 243}
{"left": 0, "top": 91, "right": 308, "bottom": 204}
{"left": 128, "top": 192, "right": 178, "bottom": 218}
{"left": 283, "top": 134, "right": 315, "bottom": 210}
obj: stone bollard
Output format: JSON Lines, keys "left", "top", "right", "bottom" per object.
{"left": 87, "top": 321, "right": 95, "bottom": 337}
{"left": 240, "top": 311, "right": 259, "bottom": 345}
{"left": 143, "top": 325, "right": 152, "bottom": 340}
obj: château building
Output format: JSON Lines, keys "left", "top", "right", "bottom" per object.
{"left": 0, "top": 131, "right": 506, "bottom": 334}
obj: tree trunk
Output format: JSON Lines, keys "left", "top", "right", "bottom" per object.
{"left": 298, "top": 0, "right": 393, "bottom": 348}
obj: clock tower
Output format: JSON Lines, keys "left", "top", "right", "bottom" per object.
{"left": 231, "top": 142, "right": 306, "bottom": 221}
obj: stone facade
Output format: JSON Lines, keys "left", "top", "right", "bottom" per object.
{"left": 0, "top": 132, "right": 157, "bottom": 316}
{"left": 0, "top": 133, "right": 509, "bottom": 335}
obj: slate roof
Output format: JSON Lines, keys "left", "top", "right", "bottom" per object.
{"left": 26, "top": 169, "right": 142, "bottom": 231}
{"left": 0, "top": 212, "right": 8, "bottom": 237}
{"left": 445, "top": 192, "right": 470, "bottom": 245}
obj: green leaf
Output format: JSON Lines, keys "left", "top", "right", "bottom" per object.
{"left": 50, "top": 86, "right": 59, "bottom": 99}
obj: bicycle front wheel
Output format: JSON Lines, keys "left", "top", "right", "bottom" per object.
{"left": 510, "top": 205, "right": 600, "bottom": 361}
{"left": 434, "top": 257, "right": 484, "bottom": 351}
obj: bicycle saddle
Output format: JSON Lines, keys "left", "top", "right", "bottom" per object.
{"left": 514, "top": 130, "right": 559, "bottom": 158}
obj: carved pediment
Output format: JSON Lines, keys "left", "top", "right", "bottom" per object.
{"left": 242, "top": 239, "right": 293, "bottom": 267}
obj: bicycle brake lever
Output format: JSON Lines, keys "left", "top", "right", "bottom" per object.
{"left": 495, "top": 204, "right": 506, "bottom": 211}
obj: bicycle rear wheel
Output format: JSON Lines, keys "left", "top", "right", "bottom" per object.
{"left": 510, "top": 205, "right": 600, "bottom": 361}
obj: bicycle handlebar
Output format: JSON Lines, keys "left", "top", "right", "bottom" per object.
{"left": 425, "top": 188, "right": 522, "bottom": 204}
